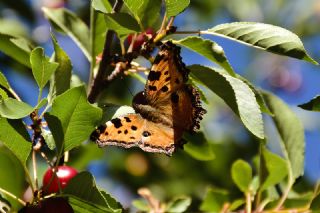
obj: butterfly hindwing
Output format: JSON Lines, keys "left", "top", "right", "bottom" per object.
{"left": 94, "top": 114, "right": 180, "bottom": 155}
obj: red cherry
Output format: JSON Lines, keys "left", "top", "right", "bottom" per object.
{"left": 127, "top": 28, "right": 154, "bottom": 50}
{"left": 20, "top": 197, "right": 73, "bottom": 213}
{"left": 42, "top": 166, "right": 78, "bottom": 194}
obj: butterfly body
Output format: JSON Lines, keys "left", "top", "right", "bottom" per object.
{"left": 92, "top": 41, "right": 206, "bottom": 155}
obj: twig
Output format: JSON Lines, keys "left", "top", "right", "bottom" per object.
{"left": 0, "top": 187, "right": 26, "bottom": 206}
{"left": 32, "top": 150, "right": 38, "bottom": 191}
{"left": 87, "top": 0, "right": 124, "bottom": 103}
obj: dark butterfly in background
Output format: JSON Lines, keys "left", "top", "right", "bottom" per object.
{"left": 91, "top": 41, "right": 206, "bottom": 155}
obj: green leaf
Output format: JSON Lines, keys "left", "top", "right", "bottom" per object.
{"left": 100, "top": 190, "right": 123, "bottom": 212}
{"left": 229, "top": 199, "right": 245, "bottom": 211}
{"left": 44, "top": 86, "right": 102, "bottom": 153}
{"left": 175, "top": 37, "right": 235, "bottom": 76}
{"left": 64, "top": 171, "right": 120, "bottom": 212}
{"left": 235, "top": 75, "right": 272, "bottom": 115}
{"left": 0, "top": 117, "right": 31, "bottom": 165}
{"left": 0, "top": 71, "right": 10, "bottom": 89}
{"left": 165, "top": 0, "right": 190, "bottom": 17}
{"left": 132, "top": 199, "right": 150, "bottom": 211}
{"left": 204, "top": 22, "right": 318, "bottom": 65}
{"left": 260, "top": 147, "right": 288, "bottom": 191}
{"left": 0, "top": 147, "right": 26, "bottom": 210}
{"left": 166, "top": 196, "right": 191, "bottom": 213}
{"left": 0, "top": 88, "right": 8, "bottom": 99}
{"left": 92, "top": 0, "right": 113, "bottom": 13}
{"left": 184, "top": 132, "right": 215, "bottom": 161}
{"left": 0, "top": 33, "right": 32, "bottom": 67}
{"left": 298, "top": 96, "right": 320, "bottom": 111}
{"left": 49, "top": 34, "right": 72, "bottom": 102}
{"left": 67, "top": 196, "right": 115, "bottom": 213}
{"left": 200, "top": 188, "right": 229, "bottom": 212}
{"left": 104, "top": 13, "right": 141, "bottom": 35}
{"left": 0, "top": 98, "right": 34, "bottom": 119}
{"left": 263, "top": 91, "right": 305, "bottom": 179}
{"left": 42, "top": 8, "right": 91, "bottom": 61}
{"left": 123, "top": 0, "right": 161, "bottom": 28}
{"left": 189, "top": 65, "right": 264, "bottom": 139}
{"left": 30, "top": 47, "right": 59, "bottom": 89}
{"left": 231, "top": 159, "right": 252, "bottom": 193}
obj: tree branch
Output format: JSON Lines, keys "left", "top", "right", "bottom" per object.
{"left": 87, "top": 0, "right": 124, "bottom": 103}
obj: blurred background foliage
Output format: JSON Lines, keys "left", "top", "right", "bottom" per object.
{"left": 0, "top": 0, "right": 319, "bottom": 209}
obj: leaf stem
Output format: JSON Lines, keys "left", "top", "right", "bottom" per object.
{"left": 273, "top": 170, "right": 294, "bottom": 210}
{"left": 0, "top": 187, "right": 26, "bottom": 206}
{"left": 245, "top": 192, "right": 252, "bottom": 213}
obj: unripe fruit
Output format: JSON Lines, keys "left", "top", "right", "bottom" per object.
{"left": 42, "top": 166, "right": 78, "bottom": 194}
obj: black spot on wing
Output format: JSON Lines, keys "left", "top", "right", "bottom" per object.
{"left": 148, "top": 71, "right": 161, "bottom": 81}
{"left": 124, "top": 130, "right": 128, "bottom": 134}
{"left": 124, "top": 117, "right": 131, "bottom": 122}
{"left": 130, "top": 136, "right": 135, "bottom": 139}
{"left": 131, "top": 125, "right": 137, "bottom": 131}
{"left": 111, "top": 118, "right": 122, "bottom": 128}
{"left": 153, "top": 54, "right": 165, "bottom": 64}
{"left": 148, "top": 85, "right": 157, "bottom": 91}
{"left": 142, "top": 131, "right": 151, "bottom": 137}
{"left": 165, "top": 77, "right": 171, "bottom": 82}
{"left": 161, "top": 85, "right": 169, "bottom": 92}
{"left": 164, "top": 71, "right": 169, "bottom": 75}
{"left": 118, "top": 130, "right": 122, "bottom": 134}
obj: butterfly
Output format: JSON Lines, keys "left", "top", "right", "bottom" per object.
{"left": 91, "top": 41, "right": 206, "bottom": 155}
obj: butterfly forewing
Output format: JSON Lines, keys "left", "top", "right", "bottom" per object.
{"left": 145, "top": 42, "right": 188, "bottom": 106}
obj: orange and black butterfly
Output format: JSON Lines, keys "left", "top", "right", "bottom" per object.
{"left": 91, "top": 41, "right": 206, "bottom": 155}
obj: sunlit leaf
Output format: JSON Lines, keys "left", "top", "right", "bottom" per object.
{"left": 48, "top": 34, "right": 72, "bottom": 103}
{"left": 92, "top": 0, "right": 113, "bottom": 13}
{"left": 43, "top": 8, "right": 91, "bottom": 61}
{"left": 231, "top": 159, "right": 252, "bottom": 193}
{"left": 0, "top": 98, "right": 33, "bottom": 119}
{"left": 203, "top": 22, "right": 318, "bottom": 64}
{"left": 30, "top": 47, "right": 59, "bottom": 89}
{"left": 0, "top": 71, "right": 10, "bottom": 89}
{"left": 64, "top": 172, "right": 121, "bottom": 212}
{"left": 104, "top": 13, "right": 141, "bottom": 35}
{"left": 189, "top": 65, "right": 264, "bottom": 139}
{"left": 165, "top": 0, "right": 190, "bottom": 17}
{"left": 0, "top": 117, "right": 31, "bottom": 165}
{"left": 175, "top": 36, "right": 235, "bottom": 76}
{"left": 200, "top": 188, "right": 229, "bottom": 212}
{"left": 0, "top": 33, "right": 32, "bottom": 67}
{"left": 45, "top": 86, "right": 102, "bottom": 153}
{"left": 166, "top": 196, "right": 191, "bottom": 213}
{"left": 123, "top": 0, "right": 161, "bottom": 28}
{"left": 260, "top": 147, "right": 288, "bottom": 191}
{"left": 263, "top": 91, "right": 305, "bottom": 179}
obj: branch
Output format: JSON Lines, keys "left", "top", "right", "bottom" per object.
{"left": 87, "top": 0, "right": 124, "bottom": 103}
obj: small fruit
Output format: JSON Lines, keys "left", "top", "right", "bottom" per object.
{"left": 127, "top": 28, "right": 154, "bottom": 50}
{"left": 42, "top": 166, "right": 78, "bottom": 194}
